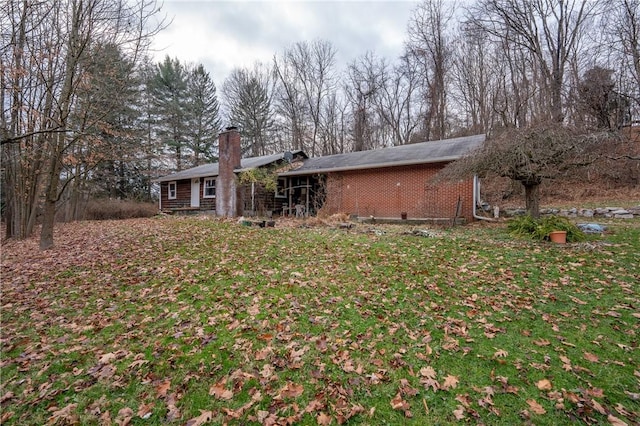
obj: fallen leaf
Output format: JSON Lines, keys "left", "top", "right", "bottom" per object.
{"left": 99, "top": 411, "right": 111, "bottom": 425}
{"left": 615, "top": 403, "right": 632, "bottom": 417}
{"left": 419, "top": 366, "right": 437, "bottom": 379}
{"left": 390, "top": 393, "right": 409, "bottom": 411}
{"left": 279, "top": 382, "right": 304, "bottom": 398}
{"left": 493, "top": 349, "right": 508, "bottom": 358}
{"left": 533, "top": 338, "right": 551, "bottom": 346}
{"left": 569, "top": 296, "right": 587, "bottom": 305}
{"left": 137, "top": 403, "right": 154, "bottom": 419}
{"left": 165, "top": 393, "right": 181, "bottom": 422}
{"left": 115, "top": 407, "right": 133, "bottom": 426}
{"left": 624, "top": 391, "right": 640, "bottom": 400}
{"left": 587, "top": 388, "right": 604, "bottom": 398}
{"left": 185, "top": 410, "right": 213, "bottom": 426}
{"left": 584, "top": 352, "right": 599, "bottom": 363}
{"left": 209, "top": 383, "right": 233, "bottom": 400}
{"left": 247, "top": 304, "right": 260, "bottom": 316}
{"left": 453, "top": 405, "right": 466, "bottom": 420}
{"left": 441, "top": 375, "right": 459, "bottom": 390}
{"left": 98, "top": 353, "right": 117, "bottom": 364}
{"left": 0, "top": 392, "right": 14, "bottom": 403}
{"left": 47, "top": 403, "right": 78, "bottom": 425}
{"left": 608, "top": 414, "right": 629, "bottom": 426}
{"left": 316, "top": 412, "right": 332, "bottom": 425}
{"left": 591, "top": 399, "right": 607, "bottom": 415}
{"left": 526, "top": 399, "right": 546, "bottom": 415}
{"left": 155, "top": 379, "right": 170, "bottom": 397}
{"left": 536, "top": 379, "right": 553, "bottom": 391}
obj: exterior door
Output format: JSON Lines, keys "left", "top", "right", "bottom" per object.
{"left": 191, "top": 178, "right": 200, "bottom": 208}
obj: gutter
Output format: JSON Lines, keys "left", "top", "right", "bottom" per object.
{"left": 473, "top": 175, "right": 495, "bottom": 222}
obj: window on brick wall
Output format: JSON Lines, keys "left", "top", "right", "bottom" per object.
{"left": 168, "top": 181, "right": 177, "bottom": 200}
{"left": 203, "top": 178, "right": 216, "bottom": 198}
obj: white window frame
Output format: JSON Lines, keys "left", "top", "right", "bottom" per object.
{"left": 203, "top": 177, "right": 216, "bottom": 198}
{"left": 275, "top": 177, "right": 287, "bottom": 198}
{"left": 168, "top": 181, "right": 177, "bottom": 200}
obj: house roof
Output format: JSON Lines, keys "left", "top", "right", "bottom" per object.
{"left": 154, "top": 150, "right": 307, "bottom": 182}
{"left": 280, "top": 134, "right": 485, "bottom": 176}
{"left": 155, "top": 134, "right": 485, "bottom": 182}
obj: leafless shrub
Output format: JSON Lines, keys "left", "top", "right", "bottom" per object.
{"left": 85, "top": 199, "right": 158, "bottom": 221}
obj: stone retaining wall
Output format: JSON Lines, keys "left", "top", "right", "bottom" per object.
{"left": 502, "top": 206, "right": 640, "bottom": 219}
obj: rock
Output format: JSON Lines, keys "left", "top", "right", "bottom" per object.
{"left": 581, "top": 209, "right": 594, "bottom": 218}
{"left": 412, "top": 229, "right": 440, "bottom": 238}
{"left": 611, "top": 209, "right": 630, "bottom": 215}
{"left": 577, "top": 223, "right": 606, "bottom": 234}
{"left": 614, "top": 213, "right": 634, "bottom": 219}
{"left": 594, "top": 208, "right": 609, "bottom": 216}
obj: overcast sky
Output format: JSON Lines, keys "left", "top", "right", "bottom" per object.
{"left": 150, "top": 0, "right": 419, "bottom": 88}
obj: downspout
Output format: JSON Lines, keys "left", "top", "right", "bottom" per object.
{"left": 473, "top": 175, "right": 495, "bottom": 221}
{"left": 159, "top": 183, "right": 162, "bottom": 211}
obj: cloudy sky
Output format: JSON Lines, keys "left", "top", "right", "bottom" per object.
{"left": 150, "top": 0, "right": 419, "bottom": 88}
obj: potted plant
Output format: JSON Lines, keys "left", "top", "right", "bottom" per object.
{"left": 548, "top": 230, "right": 567, "bottom": 243}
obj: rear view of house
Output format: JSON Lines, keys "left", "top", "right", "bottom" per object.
{"left": 283, "top": 134, "right": 485, "bottom": 221}
{"left": 155, "top": 127, "right": 485, "bottom": 222}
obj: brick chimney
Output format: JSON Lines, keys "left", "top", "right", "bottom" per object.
{"left": 216, "top": 127, "right": 242, "bottom": 217}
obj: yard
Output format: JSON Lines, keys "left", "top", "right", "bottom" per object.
{"left": 1, "top": 216, "right": 638, "bottom": 425}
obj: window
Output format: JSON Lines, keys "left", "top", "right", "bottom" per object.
{"left": 168, "top": 181, "right": 177, "bottom": 200}
{"left": 203, "top": 178, "right": 216, "bottom": 198}
{"left": 275, "top": 177, "right": 287, "bottom": 198}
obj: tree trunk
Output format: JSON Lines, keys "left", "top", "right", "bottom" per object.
{"left": 523, "top": 182, "right": 540, "bottom": 219}
{"left": 40, "top": 138, "right": 63, "bottom": 250}
{"left": 39, "top": 198, "right": 57, "bottom": 250}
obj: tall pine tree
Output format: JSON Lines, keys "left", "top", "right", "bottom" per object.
{"left": 186, "top": 64, "right": 221, "bottom": 165}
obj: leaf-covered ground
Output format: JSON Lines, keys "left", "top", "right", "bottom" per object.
{"left": 1, "top": 216, "right": 639, "bottom": 425}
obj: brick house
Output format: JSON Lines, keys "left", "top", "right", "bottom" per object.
{"left": 281, "top": 134, "right": 485, "bottom": 221}
{"left": 156, "top": 128, "right": 485, "bottom": 221}
{"left": 155, "top": 128, "right": 307, "bottom": 216}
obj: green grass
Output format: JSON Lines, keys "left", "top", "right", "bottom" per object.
{"left": 1, "top": 216, "right": 638, "bottom": 425}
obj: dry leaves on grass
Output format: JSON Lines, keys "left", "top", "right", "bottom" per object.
{"left": 185, "top": 410, "right": 213, "bottom": 426}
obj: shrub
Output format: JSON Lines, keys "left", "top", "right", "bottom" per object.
{"left": 85, "top": 199, "right": 158, "bottom": 221}
{"left": 508, "top": 215, "right": 586, "bottom": 242}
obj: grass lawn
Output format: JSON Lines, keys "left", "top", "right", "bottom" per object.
{"left": 1, "top": 216, "right": 639, "bottom": 425}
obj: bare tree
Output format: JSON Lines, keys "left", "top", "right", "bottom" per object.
{"left": 345, "top": 52, "right": 384, "bottom": 151}
{"left": 604, "top": 0, "right": 640, "bottom": 121}
{"left": 468, "top": 0, "right": 600, "bottom": 123}
{"left": 407, "top": 0, "right": 457, "bottom": 140}
{"left": 372, "top": 55, "right": 423, "bottom": 145}
{"left": 273, "top": 40, "right": 337, "bottom": 156}
{"left": 450, "top": 24, "right": 499, "bottom": 134}
{"left": 441, "top": 123, "right": 606, "bottom": 217}
{"left": 1, "top": 0, "right": 164, "bottom": 249}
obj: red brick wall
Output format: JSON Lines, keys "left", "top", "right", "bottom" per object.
{"left": 321, "top": 163, "right": 474, "bottom": 220}
{"left": 217, "top": 128, "right": 242, "bottom": 217}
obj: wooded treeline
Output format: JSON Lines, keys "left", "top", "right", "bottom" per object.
{"left": 2, "top": 0, "right": 639, "bottom": 247}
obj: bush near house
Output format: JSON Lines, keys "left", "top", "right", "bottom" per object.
{"left": 508, "top": 215, "right": 587, "bottom": 242}
{"left": 85, "top": 199, "right": 158, "bottom": 220}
